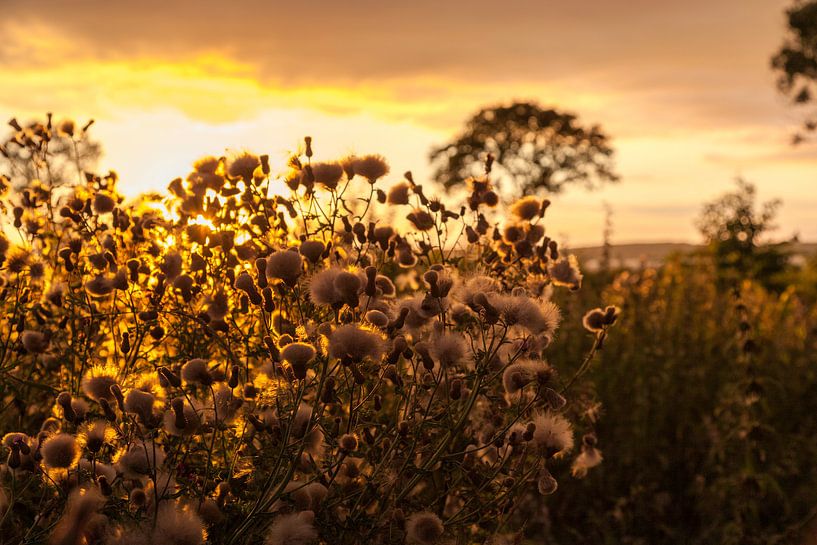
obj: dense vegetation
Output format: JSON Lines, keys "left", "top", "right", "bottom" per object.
{"left": 548, "top": 255, "right": 817, "bottom": 544}
{"left": 0, "top": 117, "right": 613, "bottom": 545}
{"left": 1, "top": 116, "right": 816, "bottom": 545}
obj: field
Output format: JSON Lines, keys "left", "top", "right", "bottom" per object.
{"left": 0, "top": 122, "right": 815, "bottom": 545}
{"left": 2, "top": 1, "right": 817, "bottom": 543}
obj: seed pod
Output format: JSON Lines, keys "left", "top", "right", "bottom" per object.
{"left": 171, "top": 398, "right": 187, "bottom": 430}
{"left": 110, "top": 385, "right": 125, "bottom": 412}
{"left": 99, "top": 398, "right": 117, "bottom": 422}
{"left": 57, "top": 392, "right": 76, "bottom": 422}
{"left": 228, "top": 365, "right": 240, "bottom": 389}
{"left": 98, "top": 475, "right": 112, "bottom": 496}
{"left": 262, "top": 287, "right": 275, "bottom": 313}
{"left": 365, "top": 266, "right": 377, "bottom": 297}
{"left": 130, "top": 488, "right": 147, "bottom": 508}
{"left": 7, "top": 444, "right": 21, "bottom": 469}
{"left": 450, "top": 378, "right": 462, "bottom": 400}
{"left": 158, "top": 367, "right": 182, "bottom": 388}
{"left": 255, "top": 258, "right": 268, "bottom": 289}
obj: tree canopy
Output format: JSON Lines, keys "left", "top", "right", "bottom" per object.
{"left": 771, "top": 0, "right": 817, "bottom": 142}
{"left": 697, "top": 179, "right": 791, "bottom": 291}
{"left": 429, "top": 102, "right": 619, "bottom": 197}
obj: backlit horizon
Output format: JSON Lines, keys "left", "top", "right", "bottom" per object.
{"left": 2, "top": 0, "right": 815, "bottom": 247}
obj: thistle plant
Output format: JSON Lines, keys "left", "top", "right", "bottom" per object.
{"left": 0, "top": 116, "right": 615, "bottom": 545}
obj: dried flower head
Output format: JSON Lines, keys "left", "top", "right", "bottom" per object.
{"left": 328, "top": 324, "right": 385, "bottom": 364}
{"left": 387, "top": 182, "right": 411, "bottom": 205}
{"left": 405, "top": 511, "right": 445, "bottom": 545}
{"left": 181, "top": 359, "right": 213, "bottom": 386}
{"left": 509, "top": 196, "right": 542, "bottom": 220}
{"left": 228, "top": 153, "right": 260, "bottom": 182}
{"left": 531, "top": 412, "right": 574, "bottom": 458}
{"left": 152, "top": 501, "right": 207, "bottom": 545}
{"left": 548, "top": 255, "right": 582, "bottom": 290}
{"left": 265, "top": 511, "right": 318, "bottom": 545}
{"left": 21, "top": 330, "right": 48, "bottom": 353}
{"left": 266, "top": 249, "right": 303, "bottom": 286}
{"left": 81, "top": 366, "right": 119, "bottom": 402}
{"left": 41, "top": 433, "right": 80, "bottom": 469}
{"left": 281, "top": 342, "right": 317, "bottom": 379}
{"left": 351, "top": 154, "right": 390, "bottom": 182}
{"left": 311, "top": 161, "right": 344, "bottom": 190}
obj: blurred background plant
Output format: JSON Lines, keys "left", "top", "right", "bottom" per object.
{"left": 544, "top": 233, "right": 817, "bottom": 545}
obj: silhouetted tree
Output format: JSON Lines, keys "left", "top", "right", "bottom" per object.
{"left": 771, "top": 0, "right": 817, "bottom": 143}
{"left": 697, "top": 179, "right": 792, "bottom": 290}
{"left": 429, "top": 102, "right": 618, "bottom": 197}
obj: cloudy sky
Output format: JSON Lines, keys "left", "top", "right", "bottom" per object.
{"left": 1, "top": 0, "right": 814, "bottom": 246}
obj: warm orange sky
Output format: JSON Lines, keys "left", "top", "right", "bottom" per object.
{"left": 1, "top": 0, "right": 815, "bottom": 246}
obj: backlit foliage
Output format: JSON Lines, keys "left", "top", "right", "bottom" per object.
{"left": 0, "top": 117, "right": 616, "bottom": 544}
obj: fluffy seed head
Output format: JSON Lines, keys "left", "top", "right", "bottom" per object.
{"left": 116, "top": 441, "right": 166, "bottom": 478}
{"left": 531, "top": 412, "right": 574, "bottom": 458}
{"left": 509, "top": 196, "right": 542, "bottom": 220}
{"left": 299, "top": 240, "right": 325, "bottom": 263}
{"left": 494, "top": 295, "right": 560, "bottom": 337}
{"left": 281, "top": 342, "right": 316, "bottom": 367}
{"left": 333, "top": 270, "right": 361, "bottom": 303}
{"left": 49, "top": 487, "right": 105, "bottom": 545}
{"left": 288, "top": 482, "right": 328, "bottom": 512}
{"left": 93, "top": 192, "right": 116, "bottom": 214}
{"left": 81, "top": 367, "right": 118, "bottom": 402}
{"left": 21, "top": 330, "right": 48, "bottom": 354}
{"left": 364, "top": 309, "right": 390, "bottom": 328}
{"left": 405, "top": 511, "right": 445, "bottom": 545}
{"left": 430, "top": 333, "right": 469, "bottom": 367}
{"left": 265, "top": 511, "right": 318, "bottom": 545}
{"left": 548, "top": 255, "right": 583, "bottom": 290}
{"left": 328, "top": 324, "right": 385, "bottom": 364}
{"left": 41, "top": 433, "right": 80, "bottom": 469}
{"left": 308, "top": 268, "right": 343, "bottom": 306}
{"left": 124, "top": 389, "right": 156, "bottom": 423}
{"left": 228, "top": 153, "right": 260, "bottom": 182}
{"left": 387, "top": 182, "right": 411, "bottom": 205}
{"left": 152, "top": 501, "right": 207, "bottom": 545}
{"left": 571, "top": 445, "right": 603, "bottom": 478}
{"left": 181, "top": 359, "right": 213, "bottom": 386}
{"left": 311, "top": 161, "right": 344, "bottom": 190}
{"left": 281, "top": 343, "right": 317, "bottom": 379}
{"left": 351, "top": 154, "right": 389, "bottom": 181}
{"left": 85, "top": 275, "right": 113, "bottom": 297}
{"left": 266, "top": 250, "right": 302, "bottom": 285}
{"left": 582, "top": 309, "right": 606, "bottom": 332}
{"left": 406, "top": 209, "right": 435, "bottom": 231}
{"left": 339, "top": 433, "right": 358, "bottom": 451}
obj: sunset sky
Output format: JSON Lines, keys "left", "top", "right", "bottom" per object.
{"left": 1, "top": 0, "right": 814, "bottom": 247}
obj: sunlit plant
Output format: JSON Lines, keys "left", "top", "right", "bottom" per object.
{"left": 0, "top": 116, "right": 617, "bottom": 545}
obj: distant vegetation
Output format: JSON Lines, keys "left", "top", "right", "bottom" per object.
{"left": 547, "top": 252, "right": 817, "bottom": 545}
{"left": 772, "top": 0, "right": 817, "bottom": 143}
{"left": 430, "top": 101, "right": 618, "bottom": 198}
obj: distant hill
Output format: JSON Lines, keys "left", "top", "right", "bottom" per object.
{"left": 570, "top": 242, "right": 817, "bottom": 271}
